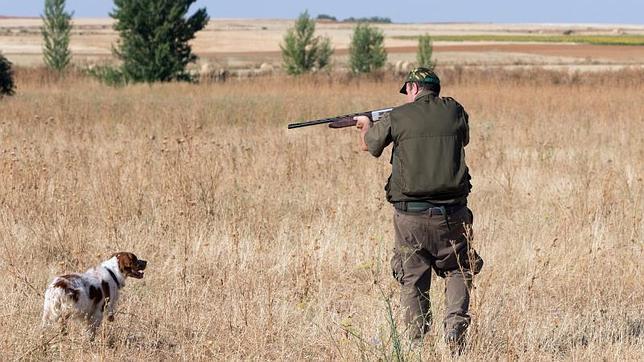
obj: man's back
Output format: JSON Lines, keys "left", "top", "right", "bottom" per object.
{"left": 368, "top": 91, "right": 472, "bottom": 203}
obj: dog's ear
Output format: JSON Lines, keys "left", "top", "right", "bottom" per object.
{"left": 111, "top": 253, "right": 122, "bottom": 273}
{"left": 112, "top": 252, "right": 132, "bottom": 272}
{"left": 112, "top": 252, "right": 140, "bottom": 259}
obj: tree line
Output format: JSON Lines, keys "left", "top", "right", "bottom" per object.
{"left": 0, "top": 2, "right": 436, "bottom": 96}
{"left": 316, "top": 14, "right": 392, "bottom": 24}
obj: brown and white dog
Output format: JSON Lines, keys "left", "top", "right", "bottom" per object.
{"left": 42, "top": 252, "right": 147, "bottom": 337}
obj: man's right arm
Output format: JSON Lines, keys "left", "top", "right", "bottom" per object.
{"left": 362, "top": 112, "right": 393, "bottom": 157}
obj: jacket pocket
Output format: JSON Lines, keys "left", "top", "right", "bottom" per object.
{"left": 467, "top": 248, "right": 484, "bottom": 275}
{"left": 391, "top": 151, "right": 404, "bottom": 192}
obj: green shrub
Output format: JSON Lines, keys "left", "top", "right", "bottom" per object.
{"left": 349, "top": 24, "right": 387, "bottom": 74}
{"left": 110, "top": 0, "right": 209, "bottom": 83}
{"left": 41, "top": 0, "right": 73, "bottom": 72}
{"left": 281, "top": 11, "right": 334, "bottom": 75}
{"left": 417, "top": 34, "right": 436, "bottom": 69}
{"left": 86, "top": 65, "right": 128, "bottom": 86}
{"left": 0, "top": 53, "right": 16, "bottom": 97}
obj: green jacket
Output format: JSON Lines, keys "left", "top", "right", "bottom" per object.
{"left": 365, "top": 90, "right": 471, "bottom": 204}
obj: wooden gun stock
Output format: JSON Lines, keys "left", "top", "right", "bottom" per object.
{"left": 328, "top": 114, "right": 368, "bottom": 128}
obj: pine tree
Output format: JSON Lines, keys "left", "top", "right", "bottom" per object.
{"left": 417, "top": 34, "right": 436, "bottom": 69}
{"left": 0, "top": 52, "right": 16, "bottom": 97}
{"left": 349, "top": 24, "right": 387, "bottom": 74}
{"left": 110, "top": 0, "right": 209, "bottom": 83}
{"left": 41, "top": 0, "right": 73, "bottom": 72}
{"left": 280, "top": 11, "right": 333, "bottom": 75}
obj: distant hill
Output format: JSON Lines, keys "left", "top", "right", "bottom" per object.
{"left": 0, "top": 15, "right": 40, "bottom": 19}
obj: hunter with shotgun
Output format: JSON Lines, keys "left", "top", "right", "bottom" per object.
{"left": 290, "top": 67, "right": 483, "bottom": 353}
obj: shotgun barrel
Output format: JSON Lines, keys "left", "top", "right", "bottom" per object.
{"left": 287, "top": 107, "right": 393, "bottom": 129}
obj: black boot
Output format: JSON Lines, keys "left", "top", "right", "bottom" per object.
{"left": 445, "top": 324, "right": 467, "bottom": 356}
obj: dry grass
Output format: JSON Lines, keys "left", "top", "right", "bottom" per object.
{"left": 0, "top": 69, "right": 642, "bottom": 360}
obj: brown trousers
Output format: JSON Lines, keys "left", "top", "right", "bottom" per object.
{"left": 390, "top": 205, "right": 483, "bottom": 340}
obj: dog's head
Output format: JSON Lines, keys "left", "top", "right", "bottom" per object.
{"left": 112, "top": 252, "right": 147, "bottom": 279}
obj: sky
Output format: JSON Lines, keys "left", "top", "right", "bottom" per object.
{"left": 0, "top": 0, "right": 642, "bottom": 24}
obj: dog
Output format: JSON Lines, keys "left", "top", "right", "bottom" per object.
{"left": 42, "top": 252, "right": 147, "bottom": 337}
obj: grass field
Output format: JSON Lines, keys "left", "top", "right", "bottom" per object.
{"left": 0, "top": 68, "right": 642, "bottom": 360}
{"left": 392, "top": 34, "right": 644, "bottom": 46}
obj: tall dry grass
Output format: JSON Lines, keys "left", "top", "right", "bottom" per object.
{"left": 0, "top": 69, "right": 642, "bottom": 360}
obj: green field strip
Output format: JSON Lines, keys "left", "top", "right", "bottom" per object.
{"left": 391, "top": 34, "right": 644, "bottom": 46}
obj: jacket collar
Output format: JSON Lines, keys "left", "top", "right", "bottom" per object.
{"left": 414, "top": 89, "right": 438, "bottom": 102}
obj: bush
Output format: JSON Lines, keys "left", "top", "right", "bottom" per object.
{"left": 41, "top": 0, "right": 73, "bottom": 72}
{"left": 349, "top": 24, "right": 387, "bottom": 74}
{"left": 0, "top": 53, "right": 16, "bottom": 97}
{"left": 281, "top": 11, "right": 334, "bottom": 75}
{"left": 110, "top": 0, "right": 209, "bottom": 83}
{"left": 86, "top": 65, "right": 128, "bottom": 87}
{"left": 416, "top": 34, "right": 436, "bottom": 69}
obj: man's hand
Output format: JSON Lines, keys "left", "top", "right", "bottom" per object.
{"left": 354, "top": 115, "right": 371, "bottom": 152}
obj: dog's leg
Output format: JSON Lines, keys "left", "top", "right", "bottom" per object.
{"left": 41, "top": 292, "right": 58, "bottom": 328}
{"left": 85, "top": 311, "right": 103, "bottom": 340}
{"left": 101, "top": 281, "right": 116, "bottom": 322}
{"left": 41, "top": 308, "right": 51, "bottom": 328}
{"left": 59, "top": 314, "right": 70, "bottom": 336}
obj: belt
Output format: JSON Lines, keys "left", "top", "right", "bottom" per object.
{"left": 394, "top": 201, "right": 465, "bottom": 214}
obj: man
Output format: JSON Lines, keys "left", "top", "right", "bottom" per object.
{"left": 354, "top": 68, "right": 483, "bottom": 351}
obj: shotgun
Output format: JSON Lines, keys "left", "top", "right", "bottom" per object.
{"left": 287, "top": 107, "right": 393, "bottom": 129}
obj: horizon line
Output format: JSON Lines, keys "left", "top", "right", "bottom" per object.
{"left": 1, "top": 15, "right": 643, "bottom": 27}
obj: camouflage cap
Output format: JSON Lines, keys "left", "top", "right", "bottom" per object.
{"left": 399, "top": 67, "right": 440, "bottom": 94}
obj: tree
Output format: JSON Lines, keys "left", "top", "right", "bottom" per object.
{"left": 343, "top": 16, "right": 391, "bottom": 23}
{"left": 41, "top": 0, "right": 73, "bottom": 72}
{"left": 280, "top": 11, "right": 333, "bottom": 75}
{"left": 349, "top": 23, "right": 387, "bottom": 74}
{"left": 0, "top": 53, "right": 16, "bottom": 97}
{"left": 316, "top": 14, "right": 337, "bottom": 22}
{"left": 417, "top": 34, "right": 436, "bottom": 69}
{"left": 110, "top": 0, "right": 209, "bottom": 83}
